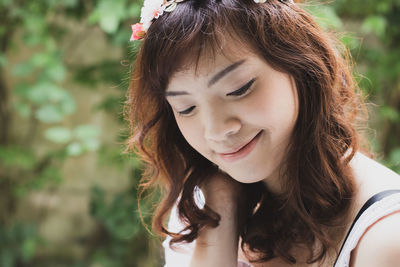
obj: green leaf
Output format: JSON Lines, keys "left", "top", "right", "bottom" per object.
{"left": 31, "top": 52, "right": 52, "bottom": 67}
{"left": 9, "top": 6, "right": 23, "bottom": 19}
{"left": 35, "top": 105, "right": 64, "bottom": 123}
{"left": 30, "top": 52, "right": 67, "bottom": 82}
{"left": 73, "top": 125, "right": 100, "bottom": 141}
{"left": 110, "top": 28, "right": 132, "bottom": 46}
{"left": 0, "top": 25, "right": 6, "bottom": 36}
{"left": 44, "top": 127, "right": 72, "bottom": 144}
{"left": 30, "top": 166, "right": 63, "bottom": 190}
{"left": 45, "top": 62, "right": 66, "bottom": 82}
{"left": 389, "top": 148, "right": 400, "bottom": 163}
{"left": 99, "top": 14, "right": 120, "bottom": 34}
{"left": 0, "top": 248, "right": 15, "bottom": 267}
{"left": 94, "top": 0, "right": 127, "bottom": 34}
{"left": 66, "top": 142, "right": 83, "bottom": 156}
{"left": 44, "top": 37, "right": 57, "bottom": 51}
{"left": 87, "top": 9, "right": 100, "bottom": 24}
{"left": 61, "top": 0, "right": 78, "bottom": 7}
{"left": 12, "top": 62, "right": 34, "bottom": 77}
{"left": 27, "top": 82, "right": 63, "bottom": 104}
{"left": 23, "top": 14, "right": 46, "bottom": 35}
{"left": 0, "top": 146, "right": 36, "bottom": 169}
{"left": 21, "top": 238, "right": 36, "bottom": 262}
{"left": 0, "top": 53, "right": 7, "bottom": 67}
{"left": 58, "top": 92, "right": 76, "bottom": 115}
{"left": 126, "top": 2, "right": 142, "bottom": 18}
{"left": 27, "top": 82, "right": 76, "bottom": 117}
{"left": 361, "top": 16, "right": 387, "bottom": 38}
{"left": 83, "top": 139, "right": 100, "bottom": 151}
{"left": 13, "top": 101, "right": 31, "bottom": 118}
{"left": 22, "top": 33, "right": 45, "bottom": 46}
{"left": 0, "top": 0, "right": 13, "bottom": 7}
{"left": 388, "top": 148, "right": 400, "bottom": 172}
{"left": 15, "top": 83, "right": 30, "bottom": 97}
{"left": 376, "top": 1, "right": 390, "bottom": 13}
{"left": 380, "top": 106, "right": 400, "bottom": 122}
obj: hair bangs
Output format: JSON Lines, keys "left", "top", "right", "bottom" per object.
{"left": 141, "top": 0, "right": 249, "bottom": 93}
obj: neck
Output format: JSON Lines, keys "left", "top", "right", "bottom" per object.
{"left": 261, "top": 160, "right": 288, "bottom": 195}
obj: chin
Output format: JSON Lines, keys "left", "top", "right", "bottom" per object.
{"left": 235, "top": 176, "right": 265, "bottom": 184}
{"left": 223, "top": 169, "right": 266, "bottom": 184}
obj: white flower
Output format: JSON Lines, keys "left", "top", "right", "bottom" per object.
{"left": 140, "top": 0, "right": 166, "bottom": 30}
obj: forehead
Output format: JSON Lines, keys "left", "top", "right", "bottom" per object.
{"left": 167, "top": 46, "right": 259, "bottom": 89}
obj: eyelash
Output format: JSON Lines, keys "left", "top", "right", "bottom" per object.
{"left": 227, "top": 78, "right": 256, "bottom": 96}
{"left": 177, "top": 78, "right": 256, "bottom": 116}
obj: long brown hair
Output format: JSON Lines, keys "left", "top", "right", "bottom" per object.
{"left": 126, "top": 0, "right": 373, "bottom": 264}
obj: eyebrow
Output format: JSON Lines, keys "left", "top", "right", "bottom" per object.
{"left": 165, "top": 59, "right": 246, "bottom": 97}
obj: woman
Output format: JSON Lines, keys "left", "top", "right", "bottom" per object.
{"left": 126, "top": 0, "right": 400, "bottom": 266}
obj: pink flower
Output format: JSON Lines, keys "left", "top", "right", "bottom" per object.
{"left": 153, "top": 7, "right": 164, "bottom": 19}
{"left": 130, "top": 23, "right": 146, "bottom": 41}
{"left": 140, "top": 0, "right": 165, "bottom": 30}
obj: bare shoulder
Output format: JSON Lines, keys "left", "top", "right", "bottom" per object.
{"left": 350, "top": 211, "right": 400, "bottom": 267}
{"left": 350, "top": 152, "right": 400, "bottom": 200}
{"left": 348, "top": 151, "right": 400, "bottom": 267}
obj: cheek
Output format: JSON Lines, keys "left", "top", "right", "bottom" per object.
{"left": 254, "top": 84, "right": 298, "bottom": 129}
{"left": 242, "top": 90, "right": 279, "bottom": 126}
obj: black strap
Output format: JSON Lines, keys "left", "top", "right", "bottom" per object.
{"left": 333, "top": 189, "right": 400, "bottom": 266}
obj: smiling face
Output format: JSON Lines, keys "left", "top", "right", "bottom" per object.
{"left": 165, "top": 48, "right": 299, "bottom": 193}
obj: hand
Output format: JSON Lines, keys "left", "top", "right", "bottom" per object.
{"left": 189, "top": 169, "right": 245, "bottom": 267}
{"left": 199, "top": 169, "right": 247, "bottom": 221}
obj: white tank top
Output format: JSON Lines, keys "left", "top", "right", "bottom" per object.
{"left": 163, "top": 189, "right": 400, "bottom": 267}
{"left": 334, "top": 190, "right": 400, "bottom": 267}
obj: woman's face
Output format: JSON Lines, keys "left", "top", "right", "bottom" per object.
{"left": 165, "top": 48, "right": 298, "bottom": 192}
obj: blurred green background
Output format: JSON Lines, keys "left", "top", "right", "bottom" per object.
{"left": 0, "top": 0, "right": 399, "bottom": 266}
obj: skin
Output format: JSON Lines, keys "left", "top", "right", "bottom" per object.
{"left": 166, "top": 47, "right": 298, "bottom": 195}
{"left": 164, "top": 44, "right": 400, "bottom": 266}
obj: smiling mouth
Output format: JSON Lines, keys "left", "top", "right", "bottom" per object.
{"left": 217, "top": 130, "right": 263, "bottom": 162}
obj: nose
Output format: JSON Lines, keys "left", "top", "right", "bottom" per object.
{"left": 202, "top": 105, "right": 242, "bottom": 142}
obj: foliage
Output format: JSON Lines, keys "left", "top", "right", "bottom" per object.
{"left": 305, "top": 0, "right": 400, "bottom": 172}
{"left": 87, "top": 165, "right": 161, "bottom": 267}
{"left": 331, "top": 0, "right": 400, "bottom": 171}
{"left": 0, "top": 0, "right": 150, "bottom": 266}
{"left": 0, "top": 0, "right": 399, "bottom": 266}
{"left": 0, "top": 222, "right": 42, "bottom": 267}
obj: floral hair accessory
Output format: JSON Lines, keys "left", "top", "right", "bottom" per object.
{"left": 130, "top": 0, "right": 186, "bottom": 41}
{"left": 130, "top": 0, "right": 294, "bottom": 41}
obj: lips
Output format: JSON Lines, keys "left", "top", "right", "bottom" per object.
{"left": 217, "top": 130, "right": 263, "bottom": 162}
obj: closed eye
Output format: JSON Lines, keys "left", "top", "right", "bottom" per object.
{"left": 177, "top": 106, "right": 195, "bottom": 116}
{"left": 226, "top": 78, "right": 256, "bottom": 97}
{"left": 177, "top": 78, "right": 257, "bottom": 116}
